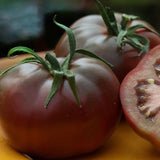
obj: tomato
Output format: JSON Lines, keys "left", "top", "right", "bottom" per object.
{"left": 0, "top": 56, "right": 121, "bottom": 159}
{"left": 55, "top": 4, "right": 160, "bottom": 82}
{"left": 0, "top": 18, "right": 121, "bottom": 159}
{"left": 120, "top": 45, "right": 160, "bottom": 151}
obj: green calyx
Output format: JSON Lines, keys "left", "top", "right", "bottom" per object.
{"left": 96, "top": 0, "right": 160, "bottom": 56}
{"left": 0, "top": 17, "right": 111, "bottom": 108}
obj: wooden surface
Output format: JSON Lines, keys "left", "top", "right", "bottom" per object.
{"left": 0, "top": 121, "right": 160, "bottom": 160}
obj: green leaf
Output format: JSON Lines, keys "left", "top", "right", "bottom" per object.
{"left": 61, "top": 54, "right": 71, "bottom": 70}
{"left": 117, "top": 30, "right": 127, "bottom": 47}
{"left": 53, "top": 16, "right": 76, "bottom": 64}
{"left": 96, "top": 0, "right": 118, "bottom": 35}
{"left": 44, "top": 70, "right": 64, "bottom": 108}
{"left": 117, "top": 23, "right": 158, "bottom": 56}
{"left": 126, "top": 24, "right": 159, "bottom": 38}
{"left": 8, "top": 46, "right": 50, "bottom": 71}
{"left": 64, "top": 70, "right": 81, "bottom": 106}
{"left": 75, "top": 49, "right": 113, "bottom": 68}
{"left": 124, "top": 33, "right": 149, "bottom": 56}
{"left": 0, "top": 57, "right": 40, "bottom": 77}
{"left": 45, "top": 53, "right": 61, "bottom": 71}
{"left": 105, "top": 6, "right": 119, "bottom": 34}
{"left": 95, "top": 0, "right": 160, "bottom": 56}
{"left": 120, "top": 14, "right": 139, "bottom": 30}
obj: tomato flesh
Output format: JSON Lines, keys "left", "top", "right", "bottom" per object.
{"left": 135, "top": 79, "right": 160, "bottom": 119}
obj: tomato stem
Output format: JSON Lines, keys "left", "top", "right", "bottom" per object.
{"left": 96, "top": 0, "right": 119, "bottom": 35}
{"left": 96, "top": 0, "right": 160, "bottom": 56}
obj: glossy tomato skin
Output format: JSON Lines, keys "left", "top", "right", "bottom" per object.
{"left": 120, "top": 45, "right": 160, "bottom": 151}
{"left": 0, "top": 57, "right": 121, "bottom": 159}
{"left": 55, "top": 14, "right": 160, "bottom": 82}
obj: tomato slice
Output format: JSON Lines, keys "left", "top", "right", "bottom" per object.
{"left": 120, "top": 45, "right": 160, "bottom": 150}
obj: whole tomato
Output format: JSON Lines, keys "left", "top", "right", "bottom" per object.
{"left": 0, "top": 19, "right": 121, "bottom": 160}
{"left": 55, "top": 1, "right": 160, "bottom": 82}
{"left": 120, "top": 45, "right": 160, "bottom": 151}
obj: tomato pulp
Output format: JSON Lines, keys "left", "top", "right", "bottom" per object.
{"left": 120, "top": 45, "right": 160, "bottom": 151}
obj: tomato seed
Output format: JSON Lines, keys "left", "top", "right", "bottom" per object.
{"left": 135, "top": 79, "right": 160, "bottom": 119}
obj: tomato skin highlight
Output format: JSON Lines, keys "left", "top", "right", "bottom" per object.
{"left": 120, "top": 45, "right": 160, "bottom": 151}
{"left": 55, "top": 14, "right": 160, "bottom": 82}
{"left": 0, "top": 57, "right": 121, "bottom": 159}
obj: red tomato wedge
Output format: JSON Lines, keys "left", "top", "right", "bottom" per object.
{"left": 120, "top": 45, "right": 160, "bottom": 150}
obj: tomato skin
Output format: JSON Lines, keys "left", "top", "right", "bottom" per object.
{"left": 55, "top": 14, "right": 160, "bottom": 82}
{"left": 120, "top": 45, "right": 160, "bottom": 151}
{"left": 0, "top": 57, "right": 121, "bottom": 159}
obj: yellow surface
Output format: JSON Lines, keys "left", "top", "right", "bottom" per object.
{"left": 1, "top": 121, "right": 160, "bottom": 160}
{"left": 0, "top": 136, "right": 29, "bottom": 160}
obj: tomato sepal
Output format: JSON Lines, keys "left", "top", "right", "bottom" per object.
{"left": 96, "top": 0, "right": 160, "bottom": 56}
{"left": 0, "top": 17, "right": 111, "bottom": 108}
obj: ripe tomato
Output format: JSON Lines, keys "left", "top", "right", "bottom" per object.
{"left": 55, "top": 11, "right": 160, "bottom": 82}
{"left": 0, "top": 13, "right": 121, "bottom": 159}
{"left": 120, "top": 45, "right": 160, "bottom": 151}
{"left": 0, "top": 55, "right": 121, "bottom": 159}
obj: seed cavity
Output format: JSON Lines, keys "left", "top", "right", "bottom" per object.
{"left": 135, "top": 79, "right": 160, "bottom": 120}
{"left": 154, "top": 59, "right": 160, "bottom": 78}
{"left": 139, "top": 105, "right": 148, "bottom": 111}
